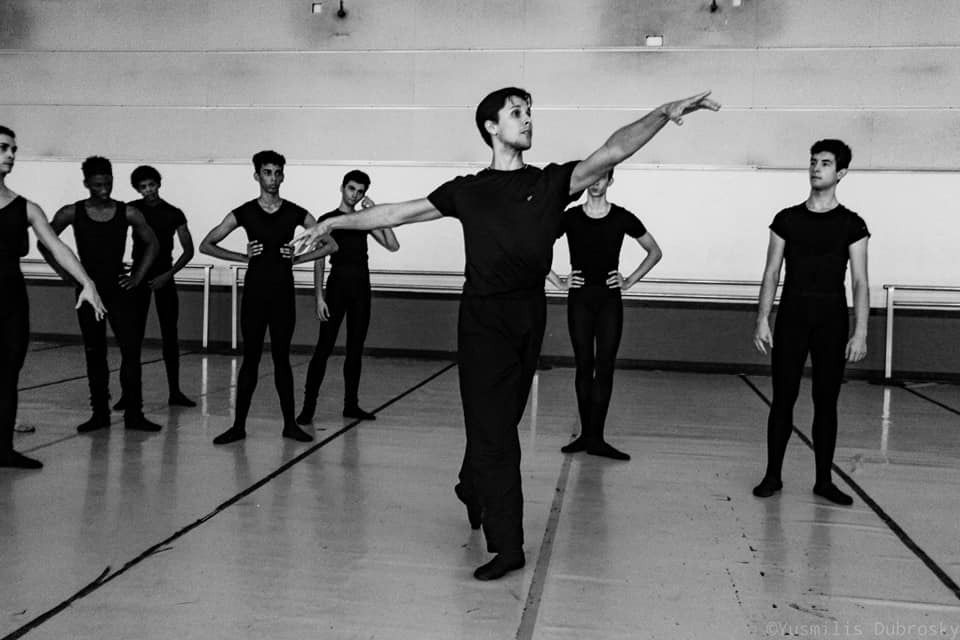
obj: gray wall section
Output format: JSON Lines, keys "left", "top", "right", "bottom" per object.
{"left": 25, "top": 281, "right": 960, "bottom": 381}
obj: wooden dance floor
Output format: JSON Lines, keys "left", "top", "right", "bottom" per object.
{"left": 2, "top": 343, "right": 959, "bottom": 639}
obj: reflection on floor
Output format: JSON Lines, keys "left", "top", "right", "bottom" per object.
{"left": 2, "top": 344, "right": 959, "bottom": 639}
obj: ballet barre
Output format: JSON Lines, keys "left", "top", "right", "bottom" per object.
{"left": 20, "top": 259, "right": 214, "bottom": 350}
{"left": 882, "top": 284, "right": 960, "bottom": 382}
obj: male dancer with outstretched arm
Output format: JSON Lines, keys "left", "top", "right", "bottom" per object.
{"left": 294, "top": 88, "right": 719, "bottom": 580}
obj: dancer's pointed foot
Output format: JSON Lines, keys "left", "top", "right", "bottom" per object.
{"left": 473, "top": 553, "right": 525, "bottom": 581}
{"left": 0, "top": 450, "right": 43, "bottom": 469}
{"left": 752, "top": 478, "right": 783, "bottom": 498}
{"left": 343, "top": 405, "right": 376, "bottom": 420}
{"left": 168, "top": 391, "right": 196, "bottom": 407}
{"left": 560, "top": 435, "right": 590, "bottom": 454}
{"left": 587, "top": 441, "right": 630, "bottom": 461}
{"left": 213, "top": 426, "right": 246, "bottom": 445}
{"left": 454, "top": 484, "right": 482, "bottom": 530}
{"left": 813, "top": 482, "right": 853, "bottom": 506}
{"left": 282, "top": 424, "right": 314, "bottom": 442}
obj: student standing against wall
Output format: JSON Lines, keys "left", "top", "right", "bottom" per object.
{"left": 547, "top": 168, "right": 662, "bottom": 461}
{"left": 296, "top": 170, "right": 399, "bottom": 425}
{"left": 0, "top": 127, "right": 106, "bottom": 468}
{"left": 200, "top": 150, "right": 337, "bottom": 445}
{"left": 45, "top": 156, "right": 162, "bottom": 434}
{"left": 752, "top": 139, "right": 869, "bottom": 506}
{"left": 293, "top": 88, "right": 719, "bottom": 580}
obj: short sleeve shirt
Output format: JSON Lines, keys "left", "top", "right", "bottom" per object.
{"left": 130, "top": 198, "right": 188, "bottom": 277}
{"left": 770, "top": 203, "right": 869, "bottom": 298}
{"left": 428, "top": 161, "right": 582, "bottom": 297}
{"left": 559, "top": 204, "right": 647, "bottom": 286}
{"left": 233, "top": 199, "right": 308, "bottom": 285}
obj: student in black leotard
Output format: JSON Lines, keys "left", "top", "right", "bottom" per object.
{"left": 296, "top": 170, "right": 399, "bottom": 425}
{"left": 547, "top": 168, "right": 662, "bottom": 461}
{"left": 124, "top": 165, "right": 196, "bottom": 408}
{"left": 293, "top": 89, "right": 719, "bottom": 580}
{"left": 46, "top": 157, "right": 162, "bottom": 433}
{"left": 200, "top": 150, "right": 337, "bottom": 445}
{"left": 752, "top": 139, "right": 869, "bottom": 507}
{"left": 0, "top": 126, "right": 105, "bottom": 469}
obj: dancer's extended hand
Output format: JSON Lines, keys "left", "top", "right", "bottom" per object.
{"left": 76, "top": 283, "right": 107, "bottom": 321}
{"left": 845, "top": 333, "right": 867, "bottom": 362}
{"left": 753, "top": 319, "right": 773, "bottom": 355}
{"left": 292, "top": 219, "right": 333, "bottom": 255}
{"left": 661, "top": 91, "right": 721, "bottom": 126}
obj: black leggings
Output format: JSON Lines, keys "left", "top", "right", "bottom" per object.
{"left": 135, "top": 280, "right": 182, "bottom": 393}
{"left": 568, "top": 285, "right": 623, "bottom": 441}
{"left": 234, "top": 280, "right": 296, "bottom": 430}
{"left": 302, "top": 270, "right": 371, "bottom": 408}
{"left": 0, "top": 287, "right": 29, "bottom": 453}
{"left": 77, "top": 287, "right": 144, "bottom": 419}
{"left": 456, "top": 293, "right": 545, "bottom": 555}
{"left": 765, "top": 296, "right": 849, "bottom": 484}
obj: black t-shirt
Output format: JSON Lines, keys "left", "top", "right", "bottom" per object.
{"left": 318, "top": 209, "right": 370, "bottom": 272}
{"left": 770, "top": 203, "right": 869, "bottom": 298}
{"left": 129, "top": 198, "right": 188, "bottom": 277}
{"left": 233, "top": 199, "right": 308, "bottom": 285}
{"left": 428, "top": 161, "right": 582, "bottom": 297}
{"left": 559, "top": 204, "right": 647, "bottom": 286}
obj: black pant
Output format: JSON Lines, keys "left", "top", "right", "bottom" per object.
{"left": 135, "top": 279, "right": 182, "bottom": 394}
{"left": 765, "top": 295, "right": 849, "bottom": 484}
{"left": 77, "top": 287, "right": 144, "bottom": 419}
{"left": 568, "top": 286, "right": 623, "bottom": 441}
{"left": 0, "top": 285, "right": 29, "bottom": 453}
{"left": 456, "top": 292, "right": 545, "bottom": 555}
{"left": 302, "top": 270, "right": 371, "bottom": 408}
{"left": 234, "top": 280, "right": 296, "bottom": 430}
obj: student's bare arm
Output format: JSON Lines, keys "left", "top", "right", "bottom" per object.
{"left": 292, "top": 214, "right": 339, "bottom": 265}
{"left": 121, "top": 205, "right": 159, "bottom": 290}
{"left": 293, "top": 198, "right": 440, "bottom": 253}
{"left": 361, "top": 198, "right": 401, "bottom": 252}
{"left": 846, "top": 237, "right": 869, "bottom": 362}
{"left": 570, "top": 91, "right": 721, "bottom": 195}
{"left": 36, "top": 203, "right": 77, "bottom": 283}
{"left": 613, "top": 232, "right": 662, "bottom": 290}
{"left": 199, "top": 212, "right": 249, "bottom": 263}
{"left": 753, "top": 231, "right": 786, "bottom": 355}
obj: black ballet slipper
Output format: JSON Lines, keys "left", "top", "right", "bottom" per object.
{"left": 112, "top": 396, "right": 126, "bottom": 411}
{"left": 213, "top": 426, "right": 246, "bottom": 445}
{"left": 295, "top": 405, "right": 315, "bottom": 426}
{"left": 561, "top": 435, "right": 590, "bottom": 454}
{"left": 586, "top": 441, "right": 631, "bottom": 461}
{"left": 125, "top": 415, "right": 163, "bottom": 432}
{"left": 752, "top": 478, "right": 783, "bottom": 498}
{"left": 343, "top": 405, "right": 376, "bottom": 420}
{"left": 0, "top": 450, "right": 43, "bottom": 469}
{"left": 813, "top": 482, "right": 853, "bottom": 506}
{"left": 454, "top": 484, "right": 482, "bottom": 530}
{"left": 473, "top": 553, "right": 525, "bottom": 581}
{"left": 77, "top": 414, "right": 111, "bottom": 434}
{"left": 282, "top": 424, "right": 314, "bottom": 442}
{"left": 168, "top": 391, "right": 196, "bottom": 407}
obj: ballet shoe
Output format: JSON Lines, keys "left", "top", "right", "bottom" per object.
{"left": 168, "top": 391, "right": 196, "bottom": 407}
{"left": 473, "top": 552, "right": 525, "bottom": 581}
{"left": 282, "top": 424, "right": 314, "bottom": 442}
{"left": 752, "top": 478, "right": 783, "bottom": 498}
{"left": 454, "top": 484, "right": 482, "bottom": 530}
{"left": 343, "top": 405, "right": 376, "bottom": 420}
{"left": 560, "top": 435, "right": 590, "bottom": 454}
{"left": 124, "top": 415, "right": 163, "bottom": 432}
{"left": 77, "top": 414, "right": 111, "bottom": 433}
{"left": 813, "top": 482, "right": 853, "bottom": 506}
{"left": 295, "top": 405, "right": 315, "bottom": 426}
{"left": 213, "top": 426, "right": 246, "bottom": 445}
{"left": 112, "top": 396, "right": 126, "bottom": 411}
{"left": 0, "top": 450, "right": 43, "bottom": 469}
{"left": 587, "top": 441, "right": 631, "bottom": 461}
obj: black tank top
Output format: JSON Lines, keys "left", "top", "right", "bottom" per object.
{"left": 74, "top": 200, "right": 128, "bottom": 291}
{"left": 0, "top": 196, "right": 29, "bottom": 293}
